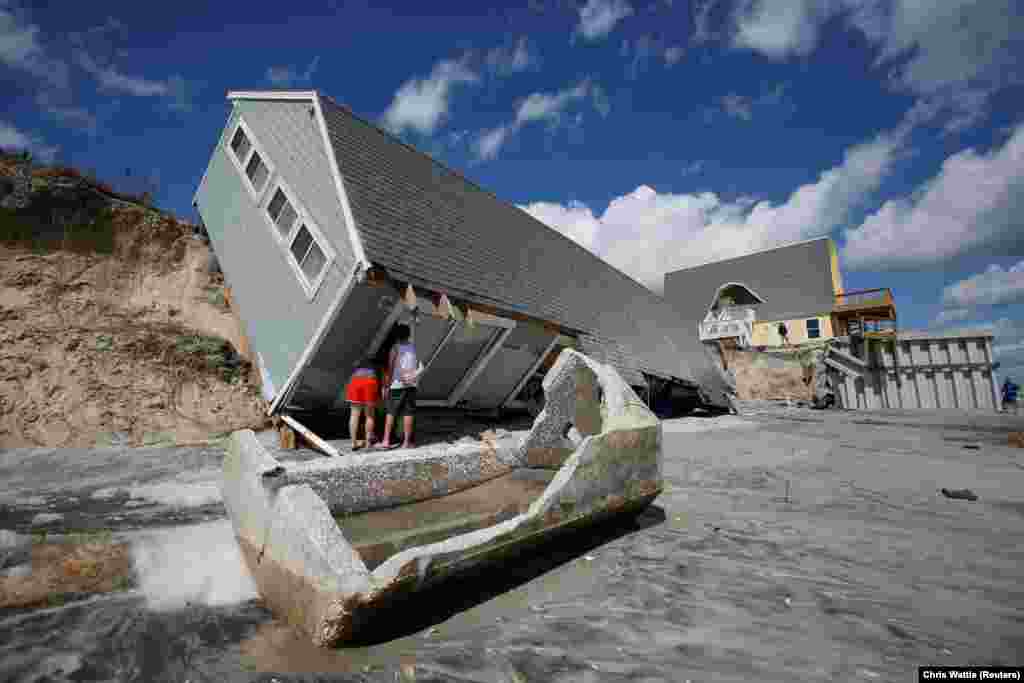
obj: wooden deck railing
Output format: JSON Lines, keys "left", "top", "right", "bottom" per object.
{"left": 834, "top": 288, "right": 893, "bottom": 309}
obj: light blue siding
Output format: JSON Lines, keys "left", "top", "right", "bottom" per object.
{"left": 234, "top": 99, "right": 357, "bottom": 275}
{"left": 195, "top": 105, "right": 352, "bottom": 393}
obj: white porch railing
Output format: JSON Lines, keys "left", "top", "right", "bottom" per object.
{"left": 700, "top": 306, "right": 756, "bottom": 345}
{"left": 699, "top": 319, "right": 754, "bottom": 344}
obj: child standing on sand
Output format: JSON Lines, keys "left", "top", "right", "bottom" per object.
{"left": 380, "top": 323, "right": 422, "bottom": 450}
{"left": 344, "top": 355, "right": 380, "bottom": 451}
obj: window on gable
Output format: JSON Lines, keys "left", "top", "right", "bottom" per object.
{"left": 230, "top": 127, "right": 251, "bottom": 162}
{"left": 245, "top": 151, "right": 269, "bottom": 193}
{"left": 289, "top": 224, "right": 327, "bottom": 283}
{"left": 266, "top": 188, "right": 297, "bottom": 238}
{"left": 806, "top": 318, "right": 821, "bottom": 339}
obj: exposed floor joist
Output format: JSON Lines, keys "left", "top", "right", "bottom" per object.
{"left": 501, "top": 334, "right": 563, "bottom": 408}
{"left": 449, "top": 326, "right": 515, "bottom": 407}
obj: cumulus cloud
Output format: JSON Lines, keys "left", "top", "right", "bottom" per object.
{"left": 577, "top": 0, "right": 634, "bottom": 41}
{"left": 732, "top": 0, "right": 824, "bottom": 58}
{"left": 519, "top": 130, "right": 902, "bottom": 290}
{"left": 0, "top": 120, "right": 58, "bottom": 162}
{"left": 515, "top": 200, "right": 601, "bottom": 250}
{"left": 730, "top": 0, "right": 1024, "bottom": 99}
{"left": 266, "top": 56, "right": 320, "bottom": 87}
{"left": 382, "top": 56, "right": 478, "bottom": 135}
{"left": 473, "top": 80, "right": 600, "bottom": 160}
{"left": 486, "top": 37, "right": 537, "bottom": 74}
{"left": 842, "top": 123, "right": 1024, "bottom": 270}
{"left": 942, "top": 261, "right": 1024, "bottom": 308}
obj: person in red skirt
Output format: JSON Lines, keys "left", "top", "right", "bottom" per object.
{"left": 345, "top": 355, "right": 381, "bottom": 451}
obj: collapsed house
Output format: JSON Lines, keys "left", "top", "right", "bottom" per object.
{"left": 192, "top": 90, "right": 734, "bottom": 431}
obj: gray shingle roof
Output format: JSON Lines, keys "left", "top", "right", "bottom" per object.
{"left": 319, "top": 96, "right": 708, "bottom": 387}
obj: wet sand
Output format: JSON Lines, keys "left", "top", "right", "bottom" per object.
{"left": 2, "top": 409, "right": 1023, "bottom": 682}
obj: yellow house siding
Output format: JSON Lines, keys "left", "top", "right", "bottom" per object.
{"left": 751, "top": 316, "right": 834, "bottom": 346}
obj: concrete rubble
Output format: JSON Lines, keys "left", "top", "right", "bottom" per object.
{"left": 221, "top": 349, "right": 663, "bottom": 646}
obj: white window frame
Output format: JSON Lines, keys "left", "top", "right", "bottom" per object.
{"left": 806, "top": 318, "right": 821, "bottom": 339}
{"left": 260, "top": 177, "right": 334, "bottom": 300}
{"left": 225, "top": 116, "right": 274, "bottom": 203}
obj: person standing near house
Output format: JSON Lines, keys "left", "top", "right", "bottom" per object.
{"left": 1002, "top": 378, "right": 1019, "bottom": 414}
{"left": 777, "top": 322, "right": 789, "bottom": 346}
{"left": 344, "top": 355, "right": 381, "bottom": 451}
{"left": 380, "top": 323, "right": 423, "bottom": 450}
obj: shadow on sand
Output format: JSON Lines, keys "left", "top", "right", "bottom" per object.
{"left": 341, "top": 503, "right": 668, "bottom": 647}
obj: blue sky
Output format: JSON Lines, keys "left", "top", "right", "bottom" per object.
{"left": 2, "top": 0, "right": 1023, "bottom": 380}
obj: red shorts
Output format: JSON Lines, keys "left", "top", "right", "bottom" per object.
{"left": 345, "top": 376, "right": 380, "bottom": 406}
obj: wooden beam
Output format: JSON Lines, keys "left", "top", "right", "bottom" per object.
{"left": 434, "top": 294, "right": 465, "bottom": 322}
{"left": 280, "top": 415, "right": 340, "bottom": 457}
{"left": 448, "top": 326, "right": 515, "bottom": 406}
{"left": 465, "top": 307, "right": 516, "bottom": 329}
{"left": 502, "top": 333, "right": 561, "bottom": 408}
{"left": 402, "top": 283, "right": 418, "bottom": 309}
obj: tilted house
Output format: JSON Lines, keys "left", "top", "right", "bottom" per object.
{"left": 193, "top": 90, "right": 733, "bottom": 418}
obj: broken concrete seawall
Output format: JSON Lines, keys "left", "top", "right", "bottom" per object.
{"left": 221, "top": 349, "right": 663, "bottom": 646}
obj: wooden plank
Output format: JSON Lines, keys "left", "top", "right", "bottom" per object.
{"left": 280, "top": 415, "right": 340, "bottom": 458}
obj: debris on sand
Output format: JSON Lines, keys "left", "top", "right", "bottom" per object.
{"left": 940, "top": 488, "right": 979, "bottom": 502}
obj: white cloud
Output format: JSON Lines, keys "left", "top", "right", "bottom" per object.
{"left": 519, "top": 130, "right": 901, "bottom": 290}
{"left": 706, "top": 84, "right": 792, "bottom": 123}
{"left": 692, "top": 0, "right": 720, "bottom": 44}
{"left": 382, "top": 56, "right": 478, "bottom": 135}
{"left": 35, "top": 91, "right": 97, "bottom": 134}
{"left": 474, "top": 125, "right": 513, "bottom": 161}
{"left": 577, "top": 0, "right": 634, "bottom": 41}
{"left": 516, "top": 200, "right": 601, "bottom": 250}
{"left": 942, "top": 261, "right": 1024, "bottom": 308}
{"left": 729, "top": 0, "right": 1024, "bottom": 98}
{"left": 76, "top": 50, "right": 168, "bottom": 96}
{"left": 720, "top": 93, "right": 753, "bottom": 121}
{"left": 473, "top": 80, "right": 598, "bottom": 161}
{"left": 932, "top": 308, "right": 971, "bottom": 326}
{"left": 664, "top": 45, "right": 686, "bottom": 64}
{"left": 266, "top": 56, "right": 320, "bottom": 87}
{"left": 0, "top": 120, "right": 58, "bottom": 162}
{"left": 733, "top": 0, "right": 824, "bottom": 58}
{"left": 515, "top": 81, "right": 590, "bottom": 125}
{"left": 842, "top": 123, "right": 1024, "bottom": 270}
{"left": 0, "top": 2, "right": 68, "bottom": 89}
{"left": 486, "top": 37, "right": 537, "bottom": 74}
